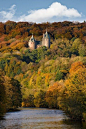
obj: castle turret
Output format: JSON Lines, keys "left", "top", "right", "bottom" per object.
{"left": 28, "top": 34, "right": 36, "bottom": 50}
{"left": 42, "top": 30, "right": 50, "bottom": 48}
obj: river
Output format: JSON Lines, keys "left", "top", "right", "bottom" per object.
{"left": 0, "top": 108, "right": 86, "bottom": 129}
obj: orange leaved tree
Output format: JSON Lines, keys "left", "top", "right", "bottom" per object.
{"left": 62, "top": 62, "right": 86, "bottom": 120}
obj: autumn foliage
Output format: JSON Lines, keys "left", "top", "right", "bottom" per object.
{"left": 0, "top": 21, "right": 86, "bottom": 121}
{"left": 63, "top": 62, "right": 86, "bottom": 120}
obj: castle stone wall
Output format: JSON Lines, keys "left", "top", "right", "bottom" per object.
{"left": 28, "top": 41, "right": 36, "bottom": 50}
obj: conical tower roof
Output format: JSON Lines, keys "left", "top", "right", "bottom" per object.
{"left": 44, "top": 29, "right": 49, "bottom": 38}
{"left": 30, "top": 34, "right": 35, "bottom": 42}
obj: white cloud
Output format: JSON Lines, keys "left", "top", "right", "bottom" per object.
{"left": 0, "top": 5, "right": 16, "bottom": 22}
{"left": 0, "top": 2, "right": 82, "bottom": 23}
{"left": 19, "top": 2, "right": 81, "bottom": 22}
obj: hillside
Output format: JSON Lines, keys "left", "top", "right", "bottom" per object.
{"left": 0, "top": 21, "right": 86, "bottom": 52}
{"left": 0, "top": 21, "right": 86, "bottom": 121}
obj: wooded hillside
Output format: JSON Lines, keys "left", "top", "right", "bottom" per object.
{"left": 0, "top": 21, "right": 86, "bottom": 121}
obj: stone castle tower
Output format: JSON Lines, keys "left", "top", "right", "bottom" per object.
{"left": 28, "top": 31, "right": 50, "bottom": 50}
{"left": 42, "top": 30, "right": 50, "bottom": 48}
{"left": 28, "top": 34, "right": 36, "bottom": 50}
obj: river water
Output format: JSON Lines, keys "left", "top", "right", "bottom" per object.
{"left": 0, "top": 108, "right": 86, "bottom": 129}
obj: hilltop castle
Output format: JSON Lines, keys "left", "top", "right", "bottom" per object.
{"left": 28, "top": 30, "right": 50, "bottom": 50}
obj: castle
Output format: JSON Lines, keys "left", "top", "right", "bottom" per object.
{"left": 28, "top": 30, "right": 50, "bottom": 50}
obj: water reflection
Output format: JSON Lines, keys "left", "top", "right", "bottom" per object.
{"left": 0, "top": 108, "right": 86, "bottom": 129}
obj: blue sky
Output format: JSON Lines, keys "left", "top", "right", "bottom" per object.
{"left": 0, "top": 0, "right": 85, "bottom": 23}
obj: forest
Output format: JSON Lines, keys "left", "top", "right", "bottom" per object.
{"left": 0, "top": 21, "right": 86, "bottom": 121}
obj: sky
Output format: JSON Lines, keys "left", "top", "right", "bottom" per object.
{"left": 0, "top": 0, "right": 86, "bottom": 23}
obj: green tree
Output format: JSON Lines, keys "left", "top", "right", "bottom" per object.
{"left": 55, "top": 69, "right": 63, "bottom": 81}
{"left": 79, "top": 44, "right": 85, "bottom": 57}
{"left": 71, "top": 38, "right": 82, "bottom": 55}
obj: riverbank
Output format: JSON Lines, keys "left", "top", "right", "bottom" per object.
{"left": 7, "top": 108, "right": 21, "bottom": 112}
